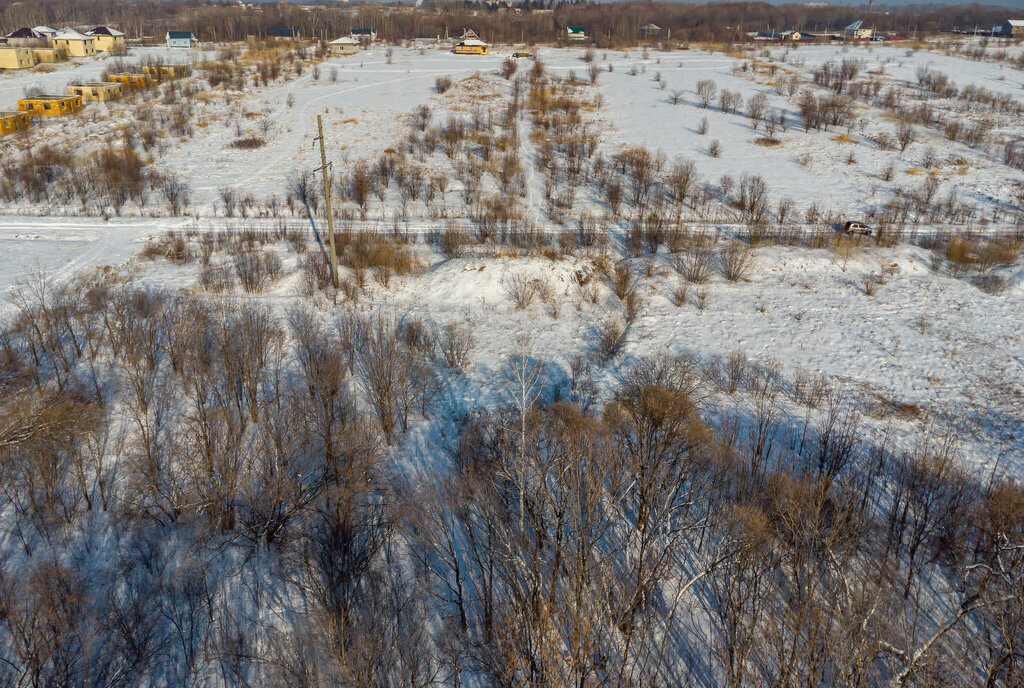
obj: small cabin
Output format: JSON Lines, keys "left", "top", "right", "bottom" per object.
{"left": 0, "top": 46, "right": 34, "bottom": 69}
{"left": 69, "top": 81, "right": 125, "bottom": 102}
{"left": 88, "top": 26, "right": 126, "bottom": 53}
{"left": 32, "top": 47, "right": 67, "bottom": 63}
{"left": 166, "top": 31, "right": 197, "bottom": 49}
{"left": 141, "top": 64, "right": 191, "bottom": 81}
{"left": 18, "top": 95, "right": 84, "bottom": 117}
{"left": 0, "top": 111, "right": 31, "bottom": 136}
{"left": 53, "top": 28, "right": 97, "bottom": 57}
{"left": 454, "top": 39, "right": 488, "bottom": 55}
{"left": 843, "top": 20, "right": 873, "bottom": 40}
{"left": 273, "top": 27, "right": 301, "bottom": 41}
{"left": 328, "top": 36, "right": 360, "bottom": 55}
{"left": 567, "top": 26, "right": 587, "bottom": 41}
{"left": 108, "top": 73, "right": 152, "bottom": 89}
{"left": 999, "top": 20, "right": 1024, "bottom": 37}
{"left": 351, "top": 28, "right": 377, "bottom": 43}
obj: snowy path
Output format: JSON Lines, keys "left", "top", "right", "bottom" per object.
{"left": 0, "top": 216, "right": 180, "bottom": 309}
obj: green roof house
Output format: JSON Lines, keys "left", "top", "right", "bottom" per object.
{"left": 567, "top": 26, "right": 587, "bottom": 41}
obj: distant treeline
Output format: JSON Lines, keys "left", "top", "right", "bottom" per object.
{"left": 0, "top": 0, "right": 1015, "bottom": 45}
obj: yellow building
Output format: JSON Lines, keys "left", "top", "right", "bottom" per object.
{"left": 454, "top": 39, "right": 488, "bottom": 55}
{"left": 0, "top": 47, "right": 34, "bottom": 69}
{"left": 328, "top": 36, "right": 360, "bottom": 55}
{"left": 87, "top": 26, "right": 126, "bottom": 53}
{"left": 52, "top": 28, "right": 97, "bottom": 58}
{"left": 141, "top": 64, "right": 191, "bottom": 82}
{"left": 0, "top": 111, "right": 32, "bottom": 136}
{"left": 108, "top": 73, "right": 152, "bottom": 89}
{"left": 69, "top": 81, "right": 125, "bottom": 102}
{"left": 18, "top": 95, "right": 84, "bottom": 117}
{"left": 31, "top": 47, "right": 67, "bottom": 63}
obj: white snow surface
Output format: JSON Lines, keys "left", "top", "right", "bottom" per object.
{"left": 0, "top": 40, "right": 1022, "bottom": 476}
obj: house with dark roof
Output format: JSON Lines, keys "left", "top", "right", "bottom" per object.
{"left": 566, "top": 26, "right": 587, "bottom": 41}
{"left": 351, "top": 28, "right": 377, "bottom": 42}
{"left": 273, "top": 27, "right": 301, "bottom": 40}
{"left": 88, "top": 26, "right": 126, "bottom": 53}
{"left": 5, "top": 27, "right": 47, "bottom": 46}
{"left": 166, "top": 31, "right": 197, "bottom": 49}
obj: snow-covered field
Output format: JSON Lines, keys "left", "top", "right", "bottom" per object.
{"left": 1, "top": 38, "right": 1022, "bottom": 475}
{"left": 2, "top": 36, "right": 1024, "bottom": 686}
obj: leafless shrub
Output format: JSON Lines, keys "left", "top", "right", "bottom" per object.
{"left": 696, "top": 288, "right": 709, "bottom": 310}
{"left": 720, "top": 241, "right": 754, "bottom": 281}
{"left": 439, "top": 222, "right": 469, "bottom": 259}
{"left": 596, "top": 318, "right": 627, "bottom": 361}
{"left": 438, "top": 321, "right": 475, "bottom": 371}
{"left": 502, "top": 272, "right": 547, "bottom": 310}
{"left": 412, "top": 104, "right": 432, "bottom": 132}
{"left": 896, "top": 121, "right": 916, "bottom": 153}
{"left": 675, "top": 233, "right": 715, "bottom": 283}
{"left": 671, "top": 281, "right": 688, "bottom": 307}
{"left": 198, "top": 264, "right": 235, "bottom": 293}
{"left": 435, "top": 76, "right": 453, "bottom": 94}
{"left": 792, "top": 367, "right": 830, "bottom": 408}
{"left": 300, "top": 253, "right": 333, "bottom": 294}
{"left": 709, "top": 139, "right": 722, "bottom": 158}
{"left": 231, "top": 137, "right": 265, "bottom": 150}
{"left": 863, "top": 273, "right": 878, "bottom": 296}
{"left": 726, "top": 348, "right": 748, "bottom": 393}
{"left": 234, "top": 251, "right": 282, "bottom": 293}
{"left": 972, "top": 274, "right": 1007, "bottom": 295}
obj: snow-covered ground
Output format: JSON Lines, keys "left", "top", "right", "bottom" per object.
{"left": 3, "top": 41, "right": 1023, "bottom": 216}
{"left": 1, "top": 38, "right": 1022, "bottom": 475}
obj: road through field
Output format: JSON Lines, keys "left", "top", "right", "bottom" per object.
{"left": 0, "top": 215, "right": 181, "bottom": 309}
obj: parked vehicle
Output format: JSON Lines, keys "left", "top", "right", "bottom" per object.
{"left": 843, "top": 220, "right": 873, "bottom": 236}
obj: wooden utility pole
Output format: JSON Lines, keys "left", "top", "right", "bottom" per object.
{"left": 316, "top": 114, "right": 339, "bottom": 289}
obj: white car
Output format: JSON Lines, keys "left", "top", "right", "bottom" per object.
{"left": 843, "top": 221, "right": 873, "bottom": 236}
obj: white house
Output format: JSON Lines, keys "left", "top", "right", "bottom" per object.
{"left": 328, "top": 36, "right": 359, "bottom": 55}
{"left": 166, "top": 31, "right": 197, "bottom": 49}
{"left": 844, "top": 20, "right": 873, "bottom": 40}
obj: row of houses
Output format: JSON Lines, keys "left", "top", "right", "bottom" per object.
{"left": 323, "top": 28, "right": 489, "bottom": 55}
{"left": 0, "top": 25, "right": 126, "bottom": 70}
{"left": 0, "top": 64, "right": 191, "bottom": 138}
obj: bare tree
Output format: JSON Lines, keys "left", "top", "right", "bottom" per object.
{"left": 896, "top": 121, "right": 917, "bottom": 153}
{"left": 696, "top": 79, "right": 718, "bottom": 108}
